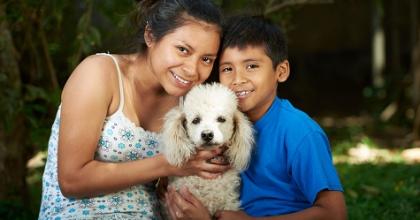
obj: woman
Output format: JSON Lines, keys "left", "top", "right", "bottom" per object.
{"left": 39, "top": 0, "right": 227, "bottom": 219}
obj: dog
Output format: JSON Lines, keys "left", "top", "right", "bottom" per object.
{"left": 161, "top": 83, "right": 254, "bottom": 216}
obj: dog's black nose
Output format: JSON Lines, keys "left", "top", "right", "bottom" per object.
{"left": 201, "top": 131, "right": 214, "bottom": 142}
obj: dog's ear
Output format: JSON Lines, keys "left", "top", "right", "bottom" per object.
{"left": 161, "top": 107, "right": 195, "bottom": 166}
{"left": 226, "top": 110, "right": 254, "bottom": 171}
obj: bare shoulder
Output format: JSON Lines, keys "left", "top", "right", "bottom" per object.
{"left": 61, "top": 55, "right": 124, "bottom": 118}
{"left": 61, "top": 54, "right": 119, "bottom": 103}
{"left": 64, "top": 55, "right": 116, "bottom": 89}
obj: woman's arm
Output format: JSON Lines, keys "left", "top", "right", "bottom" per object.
{"left": 57, "top": 56, "right": 228, "bottom": 198}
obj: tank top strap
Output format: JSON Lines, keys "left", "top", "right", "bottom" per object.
{"left": 96, "top": 53, "right": 125, "bottom": 112}
{"left": 179, "top": 96, "right": 184, "bottom": 108}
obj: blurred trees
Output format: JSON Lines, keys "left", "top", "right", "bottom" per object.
{"left": 0, "top": 2, "right": 28, "bottom": 210}
{"left": 411, "top": 0, "right": 420, "bottom": 143}
{"left": 0, "top": 0, "right": 133, "bottom": 216}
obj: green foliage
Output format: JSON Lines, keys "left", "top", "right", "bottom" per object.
{"left": 1, "top": 0, "right": 134, "bottom": 217}
{"left": 0, "top": 200, "right": 36, "bottom": 220}
{"left": 0, "top": 73, "right": 24, "bottom": 132}
{"left": 337, "top": 163, "right": 420, "bottom": 220}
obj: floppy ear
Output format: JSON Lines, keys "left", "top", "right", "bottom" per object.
{"left": 161, "top": 107, "right": 195, "bottom": 166}
{"left": 226, "top": 110, "right": 254, "bottom": 171}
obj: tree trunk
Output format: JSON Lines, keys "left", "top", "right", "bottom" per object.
{"left": 371, "top": 0, "right": 385, "bottom": 88}
{"left": 0, "top": 3, "right": 29, "bottom": 205}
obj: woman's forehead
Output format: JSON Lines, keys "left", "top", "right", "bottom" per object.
{"left": 164, "top": 20, "right": 220, "bottom": 53}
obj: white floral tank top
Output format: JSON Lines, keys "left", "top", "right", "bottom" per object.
{"left": 39, "top": 53, "right": 162, "bottom": 219}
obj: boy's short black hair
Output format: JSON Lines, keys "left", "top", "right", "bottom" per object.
{"left": 221, "top": 15, "right": 288, "bottom": 68}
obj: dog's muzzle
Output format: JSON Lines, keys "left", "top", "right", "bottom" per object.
{"left": 201, "top": 130, "right": 214, "bottom": 143}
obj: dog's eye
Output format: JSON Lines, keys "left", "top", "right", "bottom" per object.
{"left": 192, "top": 117, "right": 201, "bottom": 124}
{"left": 217, "top": 116, "right": 226, "bottom": 123}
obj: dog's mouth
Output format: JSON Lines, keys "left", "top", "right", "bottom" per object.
{"left": 200, "top": 142, "right": 220, "bottom": 149}
{"left": 208, "top": 155, "right": 229, "bottom": 165}
{"left": 206, "top": 144, "right": 229, "bottom": 165}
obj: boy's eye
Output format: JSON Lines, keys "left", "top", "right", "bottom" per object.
{"left": 220, "top": 67, "right": 232, "bottom": 73}
{"left": 177, "top": 46, "right": 189, "bottom": 54}
{"left": 202, "top": 57, "right": 214, "bottom": 65}
{"left": 246, "top": 64, "right": 259, "bottom": 70}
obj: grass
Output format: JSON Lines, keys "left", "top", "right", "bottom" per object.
{"left": 337, "top": 163, "right": 420, "bottom": 220}
{"left": 323, "top": 117, "right": 420, "bottom": 219}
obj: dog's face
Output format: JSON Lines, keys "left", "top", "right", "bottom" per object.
{"left": 162, "top": 83, "right": 254, "bottom": 169}
{"left": 184, "top": 105, "right": 234, "bottom": 148}
{"left": 182, "top": 84, "right": 238, "bottom": 148}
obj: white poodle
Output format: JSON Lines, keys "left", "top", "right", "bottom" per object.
{"left": 161, "top": 83, "right": 254, "bottom": 216}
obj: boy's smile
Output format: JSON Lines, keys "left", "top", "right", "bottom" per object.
{"left": 219, "top": 45, "right": 289, "bottom": 122}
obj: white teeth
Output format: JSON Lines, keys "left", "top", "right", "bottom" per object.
{"left": 235, "top": 90, "right": 251, "bottom": 97}
{"left": 172, "top": 72, "right": 190, "bottom": 84}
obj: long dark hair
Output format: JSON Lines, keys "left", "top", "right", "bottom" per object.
{"left": 132, "top": 0, "right": 222, "bottom": 53}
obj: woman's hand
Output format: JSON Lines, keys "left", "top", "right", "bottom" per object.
{"left": 166, "top": 186, "right": 211, "bottom": 220}
{"left": 171, "top": 146, "right": 230, "bottom": 179}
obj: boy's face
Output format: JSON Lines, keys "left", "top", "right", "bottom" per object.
{"left": 218, "top": 45, "right": 289, "bottom": 122}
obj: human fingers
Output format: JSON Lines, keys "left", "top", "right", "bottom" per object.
{"left": 172, "top": 188, "right": 195, "bottom": 214}
{"left": 167, "top": 187, "right": 186, "bottom": 219}
{"left": 194, "top": 163, "right": 230, "bottom": 179}
{"left": 165, "top": 188, "right": 178, "bottom": 219}
{"left": 166, "top": 196, "right": 178, "bottom": 219}
{"left": 198, "top": 161, "right": 230, "bottom": 174}
{"left": 179, "top": 186, "right": 203, "bottom": 208}
{"left": 177, "top": 187, "right": 212, "bottom": 220}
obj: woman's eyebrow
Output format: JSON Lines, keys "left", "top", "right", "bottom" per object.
{"left": 179, "top": 40, "right": 194, "bottom": 52}
{"left": 180, "top": 40, "right": 217, "bottom": 57}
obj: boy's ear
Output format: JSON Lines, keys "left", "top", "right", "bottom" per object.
{"left": 144, "top": 24, "right": 154, "bottom": 47}
{"left": 275, "top": 60, "right": 290, "bottom": 83}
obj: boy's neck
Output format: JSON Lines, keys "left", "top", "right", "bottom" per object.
{"left": 246, "top": 95, "right": 277, "bottom": 123}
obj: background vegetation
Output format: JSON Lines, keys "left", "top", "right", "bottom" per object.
{"left": 1, "top": 0, "right": 419, "bottom": 219}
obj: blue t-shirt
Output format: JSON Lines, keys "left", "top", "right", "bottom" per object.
{"left": 240, "top": 97, "right": 343, "bottom": 217}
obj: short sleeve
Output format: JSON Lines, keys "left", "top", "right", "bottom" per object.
{"left": 290, "top": 131, "right": 343, "bottom": 204}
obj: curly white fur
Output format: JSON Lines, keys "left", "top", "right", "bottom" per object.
{"left": 161, "top": 83, "right": 254, "bottom": 216}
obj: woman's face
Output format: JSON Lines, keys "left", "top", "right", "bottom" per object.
{"left": 146, "top": 19, "right": 220, "bottom": 96}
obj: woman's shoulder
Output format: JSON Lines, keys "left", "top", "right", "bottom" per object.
{"left": 61, "top": 54, "right": 123, "bottom": 103}
{"left": 66, "top": 54, "right": 120, "bottom": 86}
{"left": 78, "top": 54, "right": 119, "bottom": 75}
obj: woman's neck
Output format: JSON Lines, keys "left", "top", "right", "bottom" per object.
{"left": 125, "top": 53, "right": 168, "bottom": 97}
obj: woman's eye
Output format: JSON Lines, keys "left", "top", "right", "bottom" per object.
{"left": 177, "top": 46, "right": 189, "bottom": 54}
{"left": 202, "top": 57, "right": 213, "bottom": 64}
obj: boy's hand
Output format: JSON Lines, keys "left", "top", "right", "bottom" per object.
{"left": 165, "top": 186, "right": 211, "bottom": 220}
{"left": 215, "top": 210, "right": 254, "bottom": 220}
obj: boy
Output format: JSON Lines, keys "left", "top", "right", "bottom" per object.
{"left": 166, "top": 15, "right": 347, "bottom": 220}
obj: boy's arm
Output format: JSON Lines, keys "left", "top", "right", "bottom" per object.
{"left": 167, "top": 189, "right": 346, "bottom": 220}
{"left": 217, "top": 190, "right": 347, "bottom": 220}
